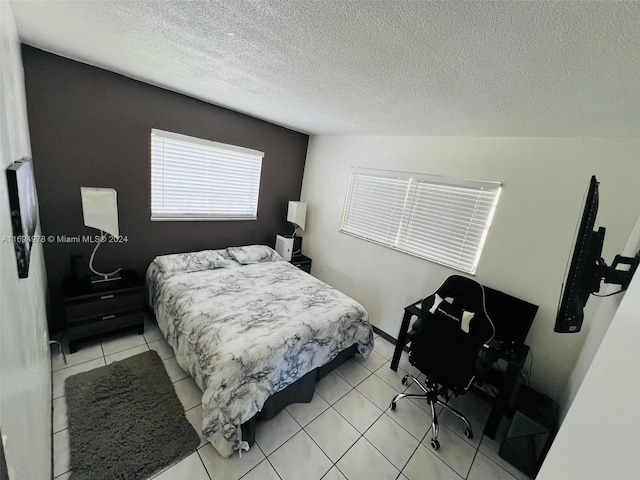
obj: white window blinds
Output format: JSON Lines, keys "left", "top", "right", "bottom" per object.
{"left": 340, "top": 168, "right": 502, "bottom": 274}
{"left": 151, "top": 129, "right": 263, "bottom": 221}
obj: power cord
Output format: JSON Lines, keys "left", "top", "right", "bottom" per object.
{"left": 593, "top": 289, "right": 625, "bottom": 298}
{"left": 48, "top": 339, "right": 67, "bottom": 366}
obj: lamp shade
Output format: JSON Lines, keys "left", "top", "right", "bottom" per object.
{"left": 81, "top": 187, "right": 119, "bottom": 237}
{"left": 287, "top": 201, "right": 307, "bottom": 230}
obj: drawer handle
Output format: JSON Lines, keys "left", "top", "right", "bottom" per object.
{"left": 102, "top": 314, "right": 116, "bottom": 320}
{"left": 101, "top": 295, "right": 115, "bottom": 300}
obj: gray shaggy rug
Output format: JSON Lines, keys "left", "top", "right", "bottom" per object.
{"left": 65, "top": 350, "right": 200, "bottom": 479}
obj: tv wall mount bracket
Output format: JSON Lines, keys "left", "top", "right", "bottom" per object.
{"left": 599, "top": 251, "right": 640, "bottom": 292}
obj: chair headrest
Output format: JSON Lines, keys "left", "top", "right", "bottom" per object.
{"left": 435, "top": 275, "right": 485, "bottom": 312}
{"left": 428, "top": 293, "right": 476, "bottom": 333}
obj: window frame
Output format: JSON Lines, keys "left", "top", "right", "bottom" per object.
{"left": 340, "top": 167, "right": 502, "bottom": 274}
{"left": 150, "top": 129, "right": 264, "bottom": 222}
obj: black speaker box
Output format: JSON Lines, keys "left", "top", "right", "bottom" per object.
{"left": 292, "top": 235, "right": 302, "bottom": 254}
{"left": 499, "top": 386, "right": 558, "bottom": 477}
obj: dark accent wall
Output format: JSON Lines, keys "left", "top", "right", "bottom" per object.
{"left": 21, "top": 46, "right": 309, "bottom": 334}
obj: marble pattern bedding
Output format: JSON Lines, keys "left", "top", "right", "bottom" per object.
{"left": 146, "top": 249, "right": 374, "bottom": 458}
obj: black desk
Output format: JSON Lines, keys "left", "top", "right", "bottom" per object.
{"left": 390, "top": 300, "right": 529, "bottom": 439}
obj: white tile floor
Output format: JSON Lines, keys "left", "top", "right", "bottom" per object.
{"left": 51, "top": 322, "right": 532, "bottom": 480}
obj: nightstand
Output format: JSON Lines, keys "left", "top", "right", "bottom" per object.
{"left": 290, "top": 254, "right": 312, "bottom": 274}
{"left": 63, "top": 270, "right": 144, "bottom": 353}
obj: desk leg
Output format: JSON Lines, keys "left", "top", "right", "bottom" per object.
{"left": 483, "top": 361, "right": 520, "bottom": 438}
{"left": 390, "top": 310, "right": 413, "bottom": 371}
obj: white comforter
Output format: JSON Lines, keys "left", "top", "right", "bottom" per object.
{"left": 146, "top": 250, "right": 373, "bottom": 458}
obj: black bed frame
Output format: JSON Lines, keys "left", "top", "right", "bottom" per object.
{"left": 240, "top": 343, "right": 358, "bottom": 447}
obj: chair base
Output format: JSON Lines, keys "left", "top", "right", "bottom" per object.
{"left": 390, "top": 374, "right": 473, "bottom": 450}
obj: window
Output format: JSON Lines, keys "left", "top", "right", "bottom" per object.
{"left": 151, "top": 129, "right": 263, "bottom": 221}
{"left": 340, "top": 168, "right": 502, "bottom": 274}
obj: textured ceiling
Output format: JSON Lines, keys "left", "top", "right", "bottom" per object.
{"left": 10, "top": 0, "right": 640, "bottom": 136}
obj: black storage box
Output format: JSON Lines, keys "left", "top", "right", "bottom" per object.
{"left": 499, "top": 385, "right": 558, "bottom": 477}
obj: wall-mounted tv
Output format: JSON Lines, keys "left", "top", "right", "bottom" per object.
{"left": 5, "top": 158, "right": 38, "bottom": 278}
{"left": 555, "top": 176, "right": 640, "bottom": 333}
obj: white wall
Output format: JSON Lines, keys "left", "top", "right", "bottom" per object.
{"left": 558, "top": 213, "right": 640, "bottom": 420}
{"left": 300, "top": 135, "right": 640, "bottom": 402}
{"left": 537, "top": 244, "right": 640, "bottom": 479}
{"left": 0, "top": 2, "right": 51, "bottom": 478}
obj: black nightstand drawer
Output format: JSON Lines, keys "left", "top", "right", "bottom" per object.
{"left": 66, "top": 291, "right": 144, "bottom": 323}
{"left": 67, "top": 312, "right": 144, "bottom": 342}
{"left": 63, "top": 270, "right": 144, "bottom": 352}
{"left": 290, "top": 254, "right": 312, "bottom": 274}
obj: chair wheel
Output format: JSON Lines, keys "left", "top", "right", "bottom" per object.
{"left": 465, "top": 428, "right": 473, "bottom": 439}
{"left": 401, "top": 375, "right": 409, "bottom": 386}
{"left": 390, "top": 401, "right": 396, "bottom": 411}
{"left": 430, "top": 439, "right": 440, "bottom": 450}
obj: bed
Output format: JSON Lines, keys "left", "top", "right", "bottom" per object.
{"left": 146, "top": 245, "right": 374, "bottom": 458}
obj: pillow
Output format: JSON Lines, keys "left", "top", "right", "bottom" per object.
{"left": 428, "top": 294, "right": 475, "bottom": 333}
{"left": 153, "top": 250, "right": 228, "bottom": 274}
{"left": 227, "top": 245, "right": 284, "bottom": 265}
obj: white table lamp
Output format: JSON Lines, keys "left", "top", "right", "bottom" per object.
{"left": 276, "top": 201, "right": 307, "bottom": 261}
{"left": 81, "top": 187, "right": 122, "bottom": 282}
{"left": 287, "top": 201, "right": 306, "bottom": 232}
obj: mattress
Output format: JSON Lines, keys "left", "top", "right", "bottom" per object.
{"left": 146, "top": 247, "right": 373, "bottom": 457}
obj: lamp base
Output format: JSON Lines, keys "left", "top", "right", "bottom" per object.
{"left": 90, "top": 272, "right": 122, "bottom": 284}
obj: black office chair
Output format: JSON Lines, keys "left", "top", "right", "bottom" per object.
{"left": 390, "top": 275, "right": 495, "bottom": 450}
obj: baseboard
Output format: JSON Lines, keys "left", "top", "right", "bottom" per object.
{"left": 371, "top": 325, "right": 410, "bottom": 353}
